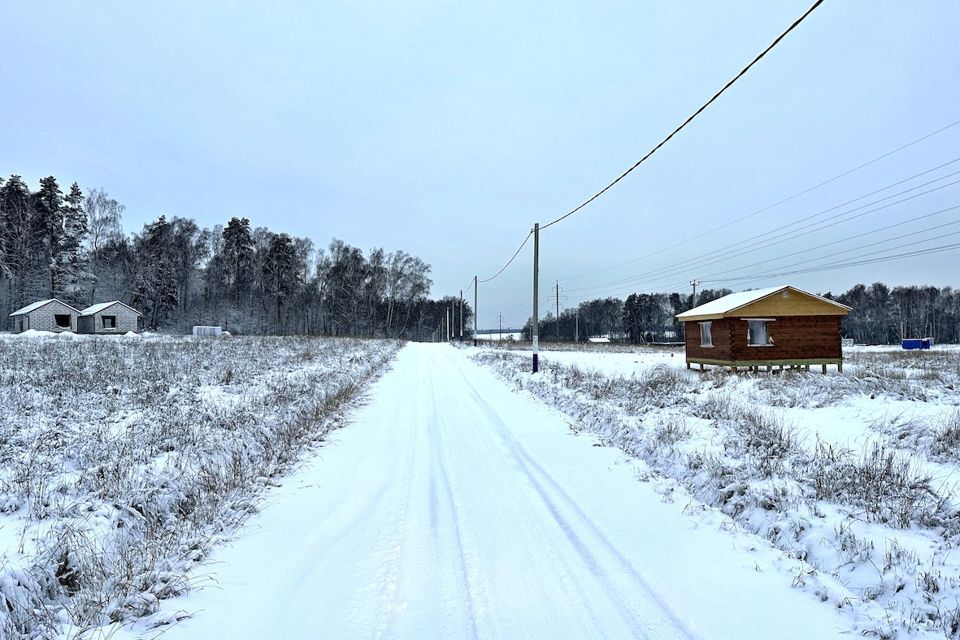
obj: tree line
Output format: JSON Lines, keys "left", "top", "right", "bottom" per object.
{"left": 523, "top": 285, "right": 960, "bottom": 345}
{"left": 0, "top": 174, "right": 465, "bottom": 339}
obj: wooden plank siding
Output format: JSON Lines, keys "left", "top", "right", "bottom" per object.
{"left": 730, "top": 291, "right": 847, "bottom": 319}
{"left": 684, "top": 316, "right": 842, "bottom": 368}
{"left": 730, "top": 316, "right": 841, "bottom": 361}
{"left": 684, "top": 318, "right": 735, "bottom": 362}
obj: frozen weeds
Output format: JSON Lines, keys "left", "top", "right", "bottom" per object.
{"left": 0, "top": 334, "right": 399, "bottom": 639}
{"left": 114, "top": 344, "right": 860, "bottom": 640}
{"left": 474, "top": 344, "right": 960, "bottom": 638}
{"left": 3, "top": 336, "right": 959, "bottom": 639}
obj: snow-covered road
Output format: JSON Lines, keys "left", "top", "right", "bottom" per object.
{"left": 156, "top": 344, "right": 850, "bottom": 639}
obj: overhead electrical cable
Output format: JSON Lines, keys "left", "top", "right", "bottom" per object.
{"left": 706, "top": 220, "right": 960, "bottom": 283}
{"left": 562, "top": 165, "right": 960, "bottom": 292}
{"left": 701, "top": 206, "right": 960, "bottom": 280}
{"left": 564, "top": 119, "right": 960, "bottom": 281}
{"left": 478, "top": 231, "right": 533, "bottom": 283}
{"left": 705, "top": 241, "right": 960, "bottom": 285}
{"left": 560, "top": 207, "right": 960, "bottom": 302}
{"left": 539, "top": 0, "right": 825, "bottom": 231}
{"left": 561, "top": 172, "right": 960, "bottom": 294}
{"left": 566, "top": 228, "right": 960, "bottom": 306}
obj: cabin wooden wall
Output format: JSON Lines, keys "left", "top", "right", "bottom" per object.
{"left": 729, "top": 316, "right": 841, "bottom": 361}
{"left": 685, "top": 316, "right": 841, "bottom": 362}
{"left": 684, "top": 318, "right": 734, "bottom": 361}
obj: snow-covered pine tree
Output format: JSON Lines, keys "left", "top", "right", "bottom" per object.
{"left": 56, "top": 182, "right": 90, "bottom": 304}
{"left": 132, "top": 215, "right": 179, "bottom": 329}
{"left": 0, "top": 175, "right": 41, "bottom": 309}
{"left": 33, "top": 176, "right": 65, "bottom": 298}
{"left": 262, "top": 232, "right": 299, "bottom": 332}
{"left": 222, "top": 217, "right": 255, "bottom": 304}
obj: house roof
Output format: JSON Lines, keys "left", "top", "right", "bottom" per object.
{"left": 676, "top": 285, "right": 851, "bottom": 321}
{"left": 9, "top": 298, "right": 80, "bottom": 317}
{"left": 79, "top": 301, "right": 143, "bottom": 316}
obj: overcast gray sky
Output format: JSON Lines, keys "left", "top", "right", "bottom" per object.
{"left": 2, "top": 1, "right": 958, "bottom": 329}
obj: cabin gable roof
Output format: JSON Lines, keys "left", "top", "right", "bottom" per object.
{"left": 79, "top": 301, "right": 143, "bottom": 317}
{"left": 676, "top": 285, "right": 850, "bottom": 322}
{"left": 9, "top": 298, "right": 81, "bottom": 317}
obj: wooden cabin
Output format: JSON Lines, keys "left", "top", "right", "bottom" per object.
{"left": 77, "top": 301, "right": 143, "bottom": 334}
{"left": 8, "top": 299, "right": 81, "bottom": 333}
{"left": 676, "top": 285, "right": 851, "bottom": 373}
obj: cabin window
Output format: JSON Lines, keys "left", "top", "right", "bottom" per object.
{"left": 102, "top": 315, "right": 117, "bottom": 329}
{"left": 747, "top": 319, "right": 774, "bottom": 346}
{"left": 699, "top": 321, "right": 713, "bottom": 347}
{"left": 55, "top": 314, "right": 71, "bottom": 328}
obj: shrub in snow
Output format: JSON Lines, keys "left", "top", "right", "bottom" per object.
{"left": 473, "top": 348, "right": 960, "bottom": 638}
{"left": 0, "top": 335, "right": 400, "bottom": 639}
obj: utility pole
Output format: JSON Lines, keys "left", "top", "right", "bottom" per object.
{"left": 459, "top": 290, "right": 463, "bottom": 342}
{"left": 499, "top": 313, "right": 502, "bottom": 342}
{"left": 446, "top": 305, "right": 451, "bottom": 341}
{"left": 690, "top": 279, "right": 701, "bottom": 308}
{"left": 532, "top": 222, "right": 540, "bottom": 373}
{"left": 556, "top": 280, "right": 560, "bottom": 343}
{"left": 473, "top": 276, "right": 478, "bottom": 347}
{"left": 575, "top": 309, "right": 579, "bottom": 343}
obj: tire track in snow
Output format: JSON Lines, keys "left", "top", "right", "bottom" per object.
{"left": 439, "top": 349, "right": 618, "bottom": 638}
{"left": 455, "top": 374, "right": 654, "bottom": 638}
{"left": 457, "top": 364, "right": 698, "bottom": 640}
{"left": 437, "top": 363, "right": 621, "bottom": 638}
{"left": 374, "top": 367, "right": 428, "bottom": 640}
{"left": 426, "top": 371, "right": 480, "bottom": 640}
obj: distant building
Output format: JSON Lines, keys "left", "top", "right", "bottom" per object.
{"left": 77, "top": 301, "right": 143, "bottom": 334}
{"left": 8, "top": 299, "right": 81, "bottom": 333}
{"left": 676, "top": 285, "right": 851, "bottom": 373}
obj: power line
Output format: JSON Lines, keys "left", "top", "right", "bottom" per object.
{"left": 478, "top": 230, "right": 532, "bottom": 283}
{"left": 561, "top": 169, "right": 960, "bottom": 295}
{"left": 562, "top": 225, "right": 960, "bottom": 307}
{"left": 559, "top": 206, "right": 960, "bottom": 301}
{"left": 539, "top": 0, "right": 826, "bottom": 231}
{"left": 702, "top": 205, "right": 960, "bottom": 281}
{"left": 706, "top": 219, "right": 960, "bottom": 284}
{"left": 646, "top": 176, "right": 960, "bottom": 280}
{"left": 706, "top": 241, "right": 960, "bottom": 286}
{"left": 562, "top": 163, "right": 960, "bottom": 292}
{"left": 564, "top": 119, "right": 960, "bottom": 281}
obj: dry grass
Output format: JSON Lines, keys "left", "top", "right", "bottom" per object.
{"left": 0, "top": 335, "right": 400, "bottom": 639}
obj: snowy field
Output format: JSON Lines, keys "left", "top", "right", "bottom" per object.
{"left": 0, "top": 333, "right": 400, "bottom": 639}
{"left": 102, "top": 344, "right": 873, "bottom": 640}
{"left": 474, "top": 331, "right": 523, "bottom": 342}
{"left": 6, "top": 334, "right": 959, "bottom": 639}
{"left": 473, "top": 343, "right": 960, "bottom": 638}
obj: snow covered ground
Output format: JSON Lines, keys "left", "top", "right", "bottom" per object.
{"left": 475, "top": 331, "right": 523, "bottom": 342}
{"left": 110, "top": 344, "right": 861, "bottom": 640}
{"left": 475, "top": 343, "right": 960, "bottom": 638}
{"left": 6, "top": 336, "right": 959, "bottom": 638}
{"left": 0, "top": 333, "right": 400, "bottom": 639}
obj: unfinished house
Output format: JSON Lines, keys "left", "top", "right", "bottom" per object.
{"left": 77, "top": 301, "right": 143, "bottom": 334}
{"left": 676, "top": 285, "right": 852, "bottom": 373}
{"left": 8, "top": 299, "right": 81, "bottom": 333}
